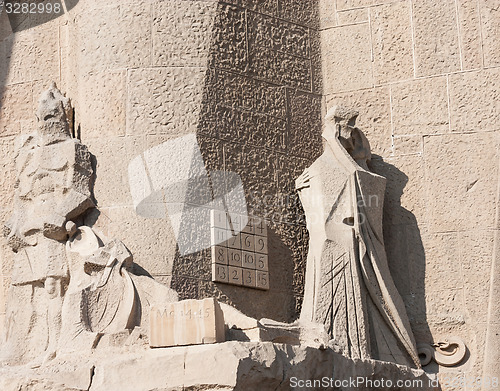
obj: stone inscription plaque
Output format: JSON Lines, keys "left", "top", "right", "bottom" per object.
{"left": 211, "top": 210, "right": 269, "bottom": 290}
{"left": 149, "top": 298, "right": 225, "bottom": 348}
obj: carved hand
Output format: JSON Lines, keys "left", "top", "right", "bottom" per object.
{"left": 295, "top": 170, "right": 311, "bottom": 191}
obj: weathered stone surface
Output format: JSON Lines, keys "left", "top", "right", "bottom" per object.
{"left": 391, "top": 77, "right": 449, "bottom": 135}
{"left": 205, "top": 68, "right": 287, "bottom": 119}
{"left": 93, "top": 206, "right": 178, "bottom": 276}
{"left": 336, "top": 0, "right": 372, "bottom": 11}
{"left": 224, "top": 0, "right": 278, "bottom": 16}
{"left": 127, "top": 67, "right": 206, "bottom": 135}
{"left": 210, "top": 3, "right": 248, "bottom": 72}
{"left": 424, "top": 132, "right": 499, "bottom": 232}
{"left": 393, "top": 135, "right": 423, "bottom": 156}
{"left": 74, "top": 2, "right": 152, "bottom": 73}
{"left": 448, "top": 67, "right": 500, "bottom": 132}
{"left": 371, "top": 1, "right": 413, "bottom": 84}
{"left": 0, "top": 341, "right": 437, "bottom": 391}
{"left": 0, "top": 83, "right": 33, "bottom": 137}
{"left": 336, "top": 7, "right": 368, "bottom": 25}
{"left": 480, "top": 0, "right": 500, "bottom": 67}
{"left": 248, "top": 46, "right": 312, "bottom": 91}
{"left": 322, "top": 23, "right": 373, "bottom": 93}
{"left": 278, "top": 0, "right": 320, "bottom": 29}
{"left": 319, "top": 0, "right": 337, "bottom": 29}
{"left": 150, "top": 298, "right": 225, "bottom": 347}
{"left": 248, "top": 11, "right": 310, "bottom": 59}
{"left": 152, "top": 1, "right": 218, "bottom": 67}
{"left": 459, "top": 231, "right": 494, "bottom": 323}
{"left": 376, "top": 155, "right": 427, "bottom": 227}
{"left": 77, "top": 71, "right": 126, "bottom": 140}
{"left": 84, "top": 136, "right": 142, "bottom": 208}
{"left": 412, "top": 0, "right": 461, "bottom": 77}
{"left": 287, "top": 89, "right": 323, "bottom": 159}
{"left": 457, "top": 0, "right": 482, "bottom": 70}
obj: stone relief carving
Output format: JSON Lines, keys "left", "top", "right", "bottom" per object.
{"left": 417, "top": 336, "right": 467, "bottom": 367}
{"left": 295, "top": 106, "right": 421, "bottom": 368}
{"left": 1, "top": 84, "right": 177, "bottom": 366}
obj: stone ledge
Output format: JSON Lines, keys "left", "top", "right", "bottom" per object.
{"left": 0, "top": 341, "right": 437, "bottom": 391}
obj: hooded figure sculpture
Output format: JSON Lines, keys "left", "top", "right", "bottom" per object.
{"left": 296, "top": 106, "right": 420, "bottom": 368}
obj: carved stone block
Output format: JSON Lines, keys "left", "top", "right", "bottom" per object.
{"left": 226, "top": 233, "right": 241, "bottom": 249}
{"left": 149, "top": 298, "right": 225, "bottom": 348}
{"left": 256, "top": 254, "right": 269, "bottom": 272}
{"left": 254, "top": 236, "right": 268, "bottom": 254}
{"left": 210, "top": 209, "right": 228, "bottom": 229}
{"left": 210, "top": 210, "right": 269, "bottom": 290}
{"left": 256, "top": 271, "right": 270, "bottom": 290}
{"left": 227, "top": 249, "right": 242, "bottom": 267}
{"left": 242, "top": 269, "right": 257, "bottom": 288}
{"left": 228, "top": 266, "right": 243, "bottom": 286}
{"left": 212, "top": 264, "right": 229, "bottom": 284}
{"left": 211, "top": 246, "right": 228, "bottom": 265}
{"left": 240, "top": 233, "right": 255, "bottom": 252}
{"left": 242, "top": 251, "right": 256, "bottom": 269}
{"left": 211, "top": 228, "right": 229, "bottom": 246}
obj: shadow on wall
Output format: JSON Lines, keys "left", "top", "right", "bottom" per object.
{"left": 370, "top": 156, "right": 436, "bottom": 370}
{"left": 171, "top": 0, "right": 323, "bottom": 322}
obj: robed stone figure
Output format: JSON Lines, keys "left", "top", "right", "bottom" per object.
{"left": 296, "top": 106, "right": 420, "bottom": 368}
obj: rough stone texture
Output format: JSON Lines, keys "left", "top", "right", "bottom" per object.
{"left": 0, "top": 341, "right": 438, "bottom": 391}
{"left": 480, "top": 0, "right": 500, "bottom": 68}
{"left": 152, "top": 1, "right": 218, "bottom": 67}
{"left": 457, "top": 0, "right": 482, "bottom": 70}
{"left": 321, "top": 23, "right": 373, "bottom": 94}
{"left": 371, "top": 1, "right": 413, "bottom": 84}
{"left": 448, "top": 67, "right": 500, "bottom": 133}
{"left": 319, "top": 0, "right": 500, "bottom": 388}
{"left": 337, "top": 8, "right": 368, "bottom": 25}
{"left": 391, "top": 77, "right": 450, "bottom": 135}
{"left": 0, "top": 0, "right": 498, "bottom": 389}
{"left": 412, "top": 0, "right": 461, "bottom": 77}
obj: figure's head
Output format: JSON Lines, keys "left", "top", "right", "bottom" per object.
{"left": 322, "top": 105, "right": 358, "bottom": 142}
{"left": 324, "top": 105, "right": 371, "bottom": 167}
{"left": 37, "top": 82, "right": 73, "bottom": 140}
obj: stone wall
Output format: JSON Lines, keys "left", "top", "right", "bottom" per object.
{"left": 0, "top": 0, "right": 498, "bottom": 387}
{"left": 319, "top": 0, "right": 499, "bottom": 387}
{"left": 0, "top": 0, "right": 323, "bottom": 325}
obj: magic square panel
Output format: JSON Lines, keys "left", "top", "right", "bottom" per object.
{"left": 210, "top": 210, "right": 269, "bottom": 290}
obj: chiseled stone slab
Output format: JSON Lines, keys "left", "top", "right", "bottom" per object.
{"left": 322, "top": 23, "right": 373, "bottom": 94}
{"left": 412, "top": 0, "right": 460, "bottom": 77}
{"left": 457, "top": 0, "right": 482, "bottom": 70}
{"left": 481, "top": 0, "right": 500, "bottom": 67}
{"left": 371, "top": 1, "right": 413, "bottom": 84}
{"left": 150, "top": 298, "right": 225, "bottom": 348}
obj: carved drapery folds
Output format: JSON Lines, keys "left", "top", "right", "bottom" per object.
{"left": 296, "top": 106, "right": 421, "bottom": 368}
